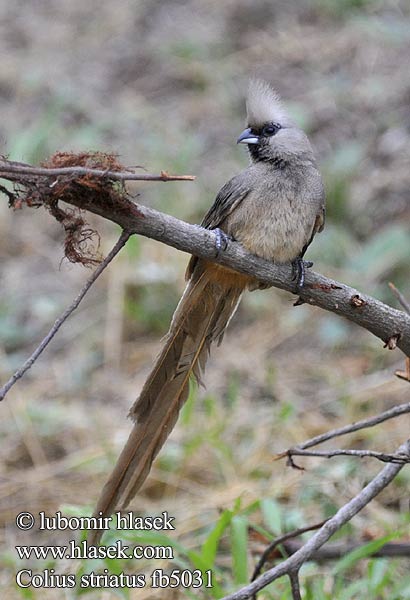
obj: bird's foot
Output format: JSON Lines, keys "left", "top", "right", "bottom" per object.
{"left": 213, "top": 228, "right": 232, "bottom": 257}
{"left": 291, "top": 257, "right": 313, "bottom": 290}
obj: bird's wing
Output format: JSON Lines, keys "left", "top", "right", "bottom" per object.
{"left": 301, "top": 205, "right": 326, "bottom": 258}
{"left": 317, "top": 204, "right": 325, "bottom": 233}
{"left": 185, "top": 174, "right": 251, "bottom": 280}
{"left": 200, "top": 174, "right": 251, "bottom": 230}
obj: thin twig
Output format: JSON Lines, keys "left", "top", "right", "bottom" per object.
{"left": 270, "top": 540, "right": 410, "bottom": 561}
{"left": 220, "top": 440, "right": 410, "bottom": 600}
{"left": 0, "top": 161, "right": 195, "bottom": 182}
{"left": 283, "top": 447, "right": 410, "bottom": 464}
{"left": 0, "top": 230, "right": 132, "bottom": 401}
{"left": 251, "top": 520, "right": 328, "bottom": 585}
{"left": 289, "top": 571, "right": 302, "bottom": 600}
{"left": 274, "top": 400, "right": 410, "bottom": 456}
{"left": 389, "top": 282, "right": 410, "bottom": 315}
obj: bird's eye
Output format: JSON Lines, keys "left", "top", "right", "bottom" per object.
{"left": 262, "top": 123, "right": 281, "bottom": 136}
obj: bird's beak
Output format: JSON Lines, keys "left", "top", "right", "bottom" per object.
{"left": 237, "top": 127, "right": 259, "bottom": 145}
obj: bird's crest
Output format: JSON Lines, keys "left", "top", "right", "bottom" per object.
{"left": 246, "top": 80, "right": 292, "bottom": 128}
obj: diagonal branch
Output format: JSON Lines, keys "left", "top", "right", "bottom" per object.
{"left": 220, "top": 440, "right": 410, "bottom": 600}
{"left": 0, "top": 230, "right": 131, "bottom": 401}
{"left": 1, "top": 160, "right": 410, "bottom": 356}
{"left": 251, "top": 520, "right": 328, "bottom": 584}
{"left": 64, "top": 199, "right": 410, "bottom": 356}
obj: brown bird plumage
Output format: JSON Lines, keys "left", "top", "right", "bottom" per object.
{"left": 89, "top": 80, "right": 325, "bottom": 544}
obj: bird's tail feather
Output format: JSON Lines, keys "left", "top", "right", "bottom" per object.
{"left": 89, "top": 267, "right": 245, "bottom": 543}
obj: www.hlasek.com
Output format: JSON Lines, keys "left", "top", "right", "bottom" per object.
{"left": 14, "top": 510, "right": 213, "bottom": 590}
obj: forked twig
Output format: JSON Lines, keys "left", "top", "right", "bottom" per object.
{"left": 251, "top": 519, "right": 328, "bottom": 593}
{"left": 274, "top": 400, "right": 410, "bottom": 458}
{"left": 221, "top": 440, "right": 410, "bottom": 600}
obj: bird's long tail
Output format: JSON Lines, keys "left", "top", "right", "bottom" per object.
{"left": 89, "top": 264, "right": 247, "bottom": 544}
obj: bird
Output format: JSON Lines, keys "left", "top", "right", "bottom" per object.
{"left": 88, "top": 80, "right": 325, "bottom": 544}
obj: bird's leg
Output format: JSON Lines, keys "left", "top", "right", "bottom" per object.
{"left": 291, "top": 257, "right": 313, "bottom": 290}
{"left": 213, "top": 228, "right": 232, "bottom": 257}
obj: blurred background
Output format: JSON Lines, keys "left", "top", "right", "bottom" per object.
{"left": 1, "top": 0, "right": 410, "bottom": 598}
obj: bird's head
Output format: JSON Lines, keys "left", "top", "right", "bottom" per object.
{"left": 237, "top": 79, "right": 313, "bottom": 165}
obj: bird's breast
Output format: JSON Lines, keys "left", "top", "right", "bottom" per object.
{"left": 225, "top": 187, "right": 317, "bottom": 263}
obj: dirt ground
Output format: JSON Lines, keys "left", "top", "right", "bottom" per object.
{"left": 1, "top": 1, "right": 410, "bottom": 598}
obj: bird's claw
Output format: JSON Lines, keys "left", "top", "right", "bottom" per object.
{"left": 291, "top": 258, "right": 313, "bottom": 290}
{"left": 213, "top": 228, "right": 231, "bottom": 257}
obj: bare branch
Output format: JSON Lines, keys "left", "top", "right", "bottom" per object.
{"left": 0, "top": 159, "right": 195, "bottom": 182}
{"left": 273, "top": 540, "right": 410, "bottom": 561}
{"left": 0, "top": 230, "right": 131, "bottom": 401}
{"left": 251, "top": 532, "right": 410, "bottom": 598}
{"left": 1, "top": 161, "right": 409, "bottom": 598}
{"left": 50, "top": 213, "right": 410, "bottom": 359}
{"left": 275, "top": 400, "right": 410, "bottom": 455}
{"left": 22, "top": 198, "right": 410, "bottom": 352}
{"left": 220, "top": 440, "right": 410, "bottom": 600}
{"left": 1, "top": 158, "right": 410, "bottom": 357}
{"left": 289, "top": 571, "right": 302, "bottom": 600}
{"left": 283, "top": 447, "right": 410, "bottom": 464}
{"left": 251, "top": 520, "right": 328, "bottom": 585}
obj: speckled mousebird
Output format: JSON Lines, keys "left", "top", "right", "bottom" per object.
{"left": 89, "top": 80, "right": 325, "bottom": 544}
